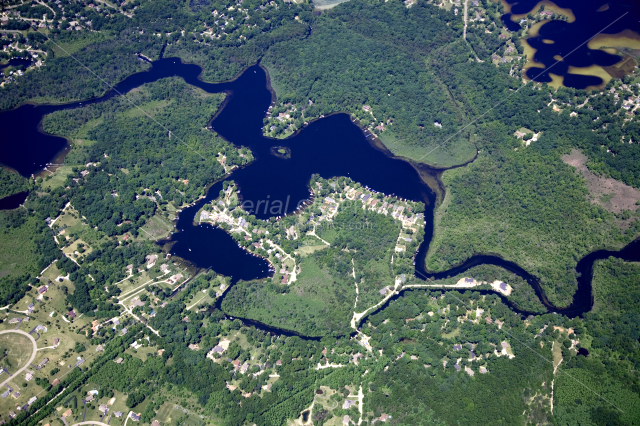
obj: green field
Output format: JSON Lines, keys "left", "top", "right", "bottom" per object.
{"left": 223, "top": 256, "right": 355, "bottom": 336}
{"left": 0, "top": 333, "right": 34, "bottom": 371}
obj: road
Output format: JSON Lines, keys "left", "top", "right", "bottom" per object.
{"left": 0, "top": 330, "right": 38, "bottom": 389}
{"left": 462, "top": 0, "right": 469, "bottom": 39}
{"left": 71, "top": 422, "right": 110, "bottom": 426}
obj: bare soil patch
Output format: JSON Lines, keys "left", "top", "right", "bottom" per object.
{"left": 562, "top": 149, "right": 640, "bottom": 213}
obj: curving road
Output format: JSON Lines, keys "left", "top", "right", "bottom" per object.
{"left": 71, "top": 422, "right": 110, "bottom": 426}
{"left": 0, "top": 330, "right": 38, "bottom": 389}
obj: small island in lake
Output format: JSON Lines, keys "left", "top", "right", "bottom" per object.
{"left": 270, "top": 145, "right": 291, "bottom": 159}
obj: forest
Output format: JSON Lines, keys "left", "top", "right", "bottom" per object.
{"left": 41, "top": 77, "right": 248, "bottom": 235}
{"left": 550, "top": 257, "right": 640, "bottom": 425}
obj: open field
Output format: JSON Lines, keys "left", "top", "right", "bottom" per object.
{"left": 562, "top": 149, "right": 640, "bottom": 214}
{"left": 137, "top": 214, "right": 173, "bottom": 241}
{"left": 0, "top": 333, "right": 33, "bottom": 372}
{"left": 42, "top": 166, "right": 75, "bottom": 190}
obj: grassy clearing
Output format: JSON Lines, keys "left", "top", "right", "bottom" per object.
{"left": 441, "top": 327, "right": 460, "bottom": 339}
{"left": 49, "top": 33, "right": 114, "bottom": 57}
{"left": 42, "top": 165, "right": 75, "bottom": 190}
{"left": 121, "top": 100, "right": 171, "bottom": 119}
{"left": 137, "top": 214, "right": 173, "bottom": 241}
{"left": 296, "top": 244, "right": 328, "bottom": 256}
{"left": 381, "top": 132, "right": 477, "bottom": 168}
{"left": 72, "top": 117, "right": 104, "bottom": 141}
{"left": 62, "top": 238, "right": 93, "bottom": 262}
{"left": 222, "top": 256, "right": 355, "bottom": 336}
{"left": 116, "top": 271, "right": 153, "bottom": 298}
{"left": 0, "top": 333, "right": 34, "bottom": 371}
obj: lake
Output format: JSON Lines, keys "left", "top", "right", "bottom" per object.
{"left": 501, "top": 0, "right": 640, "bottom": 90}
{"left": 0, "top": 56, "right": 638, "bottom": 336}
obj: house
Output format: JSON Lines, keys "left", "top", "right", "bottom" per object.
{"left": 160, "top": 264, "right": 169, "bottom": 273}
{"left": 85, "top": 394, "right": 94, "bottom": 402}
{"left": 146, "top": 254, "right": 158, "bottom": 268}
{"left": 379, "top": 286, "right": 390, "bottom": 296}
{"left": 95, "top": 345, "right": 104, "bottom": 352}
{"left": 1, "top": 16, "right": 9, "bottom": 25}
{"left": 38, "top": 286, "right": 48, "bottom": 294}
{"left": 28, "top": 396, "right": 37, "bottom": 405}
{"left": 342, "top": 399, "right": 356, "bottom": 409}
{"left": 114, "top": 357, "right": 124, "bottom": 364}
{"left": 363, "top": 105, "right": 371, "bottom": 111}
{"left": 130, "top": 299, "right": 145, "bottom": 308}
{"left": 454, "top": 364, "right": 461, "bottom": 372}
{"left": 240, "top": 362, "right": 249, "bottom": 374}
{"left": 342, "top": 415, "right": 351, "bottom": 425}
{"left": 464, "top": 277, "right": 474, "bottom": 284}
{"left": 8, "top": 318, "right": 20, "bottom": 324}
{"left": 53, "top": 338, "right": 60, "bottom": 347}
{"left": 188, "top": 344, "right": 199, "bottom": 351}
{"left": 130, "top": 413, "right": 141, "bottom": 422}
{"left": 210, "top": 345, "right": 224, "bottom": 354}
{"left": 12, "top": 391, "right": 20, "bottom": 399}
{"left": 150, "top": 421, "right": 161, "bottom": 426}
{"left": 167, "top": 273, "right": 183, "bottom": 285}
{"left": 114, "top": 412, "right": 123, "bottom": 418}
{"left": 25, "top": 372, "right": 33, "bottom": 381}
{"left": 52, "top": 379, "right": 60, "bottom": 386}
{"left": 8, "top": 412, "right": 16, "bottom": 419}
{"left": 67, "top": 311, "right": 76, "bottom": 319}
{"left": 479, "top": 366, "right": 488, "bottom": 374}
{"left": 98, "top": 404, "right": 108, "bottom": 413}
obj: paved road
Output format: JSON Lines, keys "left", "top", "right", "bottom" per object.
{"left": 0, "top": 330, "right": 37, "bottom": 389}
{"left": 71, "top": 422, "right": 110, "bottom": 426}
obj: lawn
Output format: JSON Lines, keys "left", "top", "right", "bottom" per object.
{"left": 42, "top": 166, "right": 75, "bottom": 190}
{"left": 296, "top": 244, "right": 328, "bottom": 256}
{"left": 0, "top": 332, "right": 34, "bottom": 372}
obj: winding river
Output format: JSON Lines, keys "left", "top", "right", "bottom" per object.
{"left": 0, "top": 57, "right": 639, "bottom": 338}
